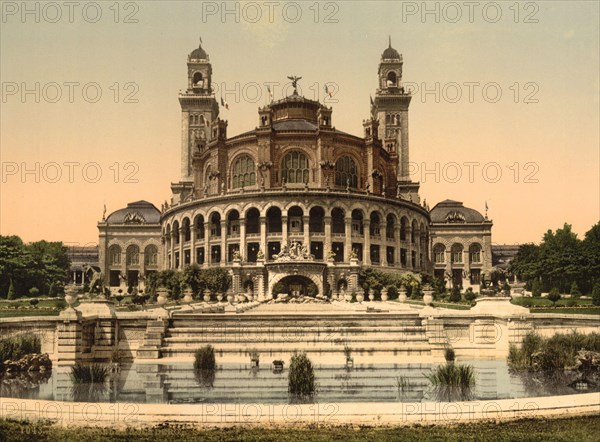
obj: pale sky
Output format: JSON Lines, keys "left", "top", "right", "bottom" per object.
{"left": 1, "top": 1, "right": 598, "bottom": 247}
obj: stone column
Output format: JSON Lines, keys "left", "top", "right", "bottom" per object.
{"left": 239, "top": 219, "right": 246, "bottom": 260}
{"left": 303, "top": 215, "right": 310, "bottom": 247}
{"left": 190, "top": 225, "right": 196, "bottom": 264}
{"left": 395, "top": 225, "right": 401, "bottom": 267}
{"left": 260, "top": 216, "right": 267, "bottom": 258}
{"left": 178, "top": 228, "right": 184, "bottom": 269}
{"left": 363, "top": 219, "right": 371, "bottom": 265}
{"left": 380, "top": 228, "right": 387, "bottom": 266}
{"left": 204, "top": 223, "right": 210, "bottom": 266}
{"left": 344, "top": 216, "right": 352, "bottom": 262}
{"left": 324, "top": 216, "right": 332, "bottom": 255}
{"left": 170, "top": 232, "right": 176, "bottom": 269}
{"left": 406, "top": 227, "right": 412, "bottom": 268}
{"left": 220, "top": 220, "right": 227, "bottom": 265}
{"left": 282, "top": 215, "right": 288, "bottom": 244}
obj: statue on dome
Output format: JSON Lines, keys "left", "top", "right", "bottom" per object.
{"left": 287, "top": 75, "right": 302, "bottom": 95}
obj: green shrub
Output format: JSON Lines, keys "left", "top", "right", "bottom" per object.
{"left": 28, "top": 287, "right": 39, "bottom": 297}
{"left": 547, "top": 288, "right": 561, "bottom": 305}
{"left": 194, "top": 345, "right": 216, "bottom": 370}
{"left": 0, "top": 334, "right": 41, "bottom": 362}
{"left": 29, "top": 298, "right": 40, "bottom": 307}
{"left": 464, "top": 288, "right": 477, "bottom": 302}
{"left": 532, "top": 279, "right": 542, "bottom": 298}
{"left": 502, "top": 281, "right": 511, "bottom": 296}
{"left": 448, "top": 286, "right": 461, "bottom": 303}
{"left": 288, "top": 352, "right": 316, "bottom": 399}
{"left": 70, "top": 363, "right": 109, "bottom": 384}
{"left": 508, "top": 331, "right": 600, "bottom": 372}
{"left": 570, "top": 282, "right": 581, "bottom": 297}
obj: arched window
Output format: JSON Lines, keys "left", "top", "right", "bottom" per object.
{"left": 433, "top": 244, "right": 446, "bottom": 264}
{"left": 282, "top": 151, "right": 309, "bottom": 184}
{"left": 335, "top": 156, "right": 358, "bottom": 188}
{"left": 469, "top": 244, "right": 482, "bottom": 263}
{"left": 451, "top": 244, "right": 463, "bottom": 263}
{"left": 126, "top": 245, "right": 140, "bottom": 266}
{"left": 109, "top": 245, "right": 121, "bottom": 265}
{"left": 232, "top": 155, "right": 256, "bottom": 188}
{"left": 144, "top": 245, "right": 158, "bottom": 266}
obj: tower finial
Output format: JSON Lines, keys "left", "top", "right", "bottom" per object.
{"left": 199, "top": 36, "right": 203, "bottom": 47}
{"left": 388, "top": 35, "right": 391, "bottom": 48}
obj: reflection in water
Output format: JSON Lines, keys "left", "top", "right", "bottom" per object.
{"left": 0, "top": 370, "right": 51, "bottom": 400}
{"left": 194, "top": 368, "right": 215, "bottom": 389}
{"left": 1, "top": 360, "right": 599, "bottom": 404}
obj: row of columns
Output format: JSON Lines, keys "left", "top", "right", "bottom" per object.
{"left": 164, "top": 216, "right": 425, "bottom": 270}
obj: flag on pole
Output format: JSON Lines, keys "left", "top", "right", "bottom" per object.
{"left": 220, "top": 97, "right": 229, "bottom": 110}
{"left": 324, "top": 84, "right": 333, "bottom": 98}
{"left": 267, "top": 86, "right": 273, "bottom": 102}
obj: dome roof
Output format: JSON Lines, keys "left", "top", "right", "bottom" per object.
{"left": 429, "top": 199, "right": 486, "bottom": 223}
{"left": 382, "top": 45, "right": 400, "bottom": 59}
{"left": 189, "top": 45, "right": 208, "bottom": 60}
{"left": 105, "top": 200, "right": 161, "bottom": 225}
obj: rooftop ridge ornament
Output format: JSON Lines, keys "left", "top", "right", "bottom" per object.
{"left": 287, "top": 75, "right": 302, "bottom": 95}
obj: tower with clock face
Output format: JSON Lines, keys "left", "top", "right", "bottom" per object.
{"left": 171, "top": 40, "right": 220, "bottom": 204}
{"left": 373, "top": 38, "right": 419, "bottom": 196}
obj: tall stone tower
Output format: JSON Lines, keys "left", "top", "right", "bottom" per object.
{"left": 171, "top": 40, "right": 219, "bottom": 204}
{"left": 373, "top": 38, "right": 419, "bottom": 198}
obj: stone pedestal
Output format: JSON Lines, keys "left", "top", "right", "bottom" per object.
{"left": 56, "top": 309, "right": 83, "bottom": 365}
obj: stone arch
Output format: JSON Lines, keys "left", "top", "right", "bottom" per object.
{"left": 268, "top": 272, "right": 323, "bottom": 297}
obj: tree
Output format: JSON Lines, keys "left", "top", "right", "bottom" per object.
{"left": 592, "top": 283, "right": 600, "bottom": 306}
{"left": 547, "top": 288, "right": 561, "bottom": 305}
{"left": 199, "top": 268, "right": 231, "bottom": 293}
{"left": 28, "top": 287, "right": 39, "bottom": 297}
{"left": 582, "top": 223, "right": 600, "bottom": 291}
{"left": 531, "top": 279, "right": 542, "bottom": 297}
{"left": 7, "top": 279, "right": 15, "bottom": 300}
{"left": 569, "top": 281, "right": 581, "bottom": 297}
{"left": 183, "top": 264, "right": 203, "bottom": 295}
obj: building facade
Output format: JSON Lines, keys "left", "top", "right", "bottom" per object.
{"left": 429, "top": 200, "right": 493, "bottom": 290}
{"left": 98, "top": 40, "right": 492, "bottom": 297}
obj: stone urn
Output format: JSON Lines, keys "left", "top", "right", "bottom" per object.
{"left": 368, "top": 289, "right": 375, "bottom": 302}
{"left": 398, "top": 288, "right": 407, "bottom": 303}
{"left": 64, "top": 286, "right": 78, "bottom": 308}
{"left": 227, "top": 293, "right": 235, "bottom": 304}
{"left": 381, "top": 288, "right": 389, "bottom": 302}
{"left": 422, "top": 284, "right": 434, "bottom": 306}
{"left": 183, "top": 288, "right": 194, "bottom": 303}
{"left": 203, "top": 289, "right": 211, "bottom": 303}
{"left": 356, "top": 292, "right": 364, "bottom": 303}
{"left": 216, "top": 292, "right": 224, "bottom": 303}
{"left": 239, "top": 294, "right": 247, "bottom": 303}
{"left": 345, "top": 292, "right": 353, "bottom": 303}
{"left": 156, "top": 287, "right": 168, "bottom": 305}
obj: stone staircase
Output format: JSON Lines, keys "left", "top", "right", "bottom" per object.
{"left": 160, "top": 312, "right": 433, "bottom": 364}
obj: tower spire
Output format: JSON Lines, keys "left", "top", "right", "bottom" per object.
{"left": 388, "top": 35, "right": 391, "bottom": 48}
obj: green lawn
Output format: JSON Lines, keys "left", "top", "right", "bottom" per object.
{"left": 1, "top": 415, "right": 599, "bottom": 442}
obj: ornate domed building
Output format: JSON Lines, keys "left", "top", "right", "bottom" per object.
{"left": 98, "top": 39, "right": 492, "bottom": 298}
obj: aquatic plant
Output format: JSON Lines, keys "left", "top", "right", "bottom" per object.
{"left": 288, "top": 352, "right": 316, "bottom": 399}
